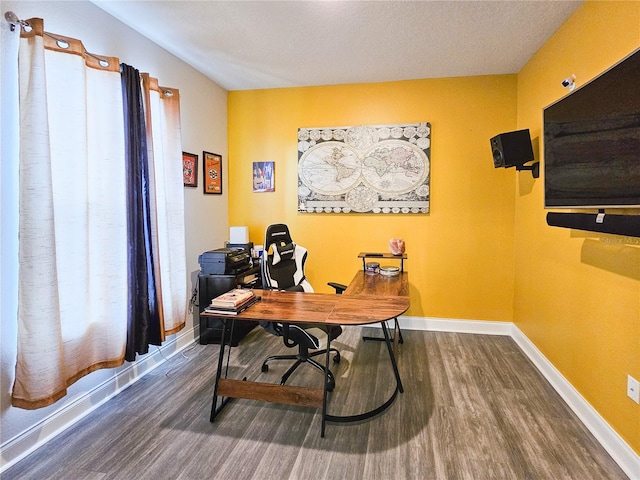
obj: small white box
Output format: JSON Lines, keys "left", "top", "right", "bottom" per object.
{"left": 230, "top": 226, "right": 249, "bottom": 244}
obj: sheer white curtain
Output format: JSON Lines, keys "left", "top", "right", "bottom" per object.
{"left": 1, "top": 15, "right": 21, "bottom": 407}
{"left": 142, "top": 74, "right": 187, "bottom": 337}
{"left": 12, "top": 19, "right": 127, "bottom": 408}
{"left": 10, "top": 18, "right": 186, "bottom": 409}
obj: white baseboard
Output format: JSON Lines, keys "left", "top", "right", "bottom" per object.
{"left": 397, "top": 315, "right": 513, "bottom": 335}
{"left": 0, "top": 327, "right": 197, "bottom": 473}
{"left": 3, "top": 318, "right": 639, "bottom": 479}
{"left": 509, "top": 325, "right": 640, "bottom": 480}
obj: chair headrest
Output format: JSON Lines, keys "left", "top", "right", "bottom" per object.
{"left": 264, "top": 223, "right": 292, "bottom": 247}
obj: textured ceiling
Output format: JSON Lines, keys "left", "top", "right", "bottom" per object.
{"left": 92, "top": 0, "right": 582, "bottom": 91}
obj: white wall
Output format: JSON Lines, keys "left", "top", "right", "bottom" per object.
{"left": 0, "top": 0, "right": 229, "bottom": 463}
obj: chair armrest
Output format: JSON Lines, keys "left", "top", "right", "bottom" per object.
{"left": 328, "top": 282, "right": 347, "bottom": 294}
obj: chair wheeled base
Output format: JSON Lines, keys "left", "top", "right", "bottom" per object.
{"left": 262, "top": 347, "right": 341, "bottom": 391}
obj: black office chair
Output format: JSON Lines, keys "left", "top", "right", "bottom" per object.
{"left": 260, "top": 223, "right": 342, "bottom": 390}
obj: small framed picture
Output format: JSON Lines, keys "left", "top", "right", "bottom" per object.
{"left": 253, "top": 161, "right": 275, "bottom": 192}
{"left": 203, "top": 151, "right": 222, "bottom": 194}
{"left": 182, "top": 152, "right": 198, "bottom": 187}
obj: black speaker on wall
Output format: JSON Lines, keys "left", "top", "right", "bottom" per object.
{"left": 490, "top": 129, "right": 534, "bottom": 168}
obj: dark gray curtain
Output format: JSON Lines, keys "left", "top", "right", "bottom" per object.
{"left": 120, "top": 63, "right": 161, "bottom": 361}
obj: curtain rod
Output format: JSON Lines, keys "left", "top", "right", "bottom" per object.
{"left": 4, "top": 10, "right": 111, "bottom": 68}
{"left": 4, "top": 10, "right": 176, "bottom": 96}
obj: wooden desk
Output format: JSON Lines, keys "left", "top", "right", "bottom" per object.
{"left": 343, "top": 270, "right": 410, "bottom": 297}
{"left": 204, "top": 271, "right": 409, "bottom": 436}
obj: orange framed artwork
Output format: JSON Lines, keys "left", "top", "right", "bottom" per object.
{"left": 203, "top": 151, "right": 222, "bottom": 194}
{"left": 182, "top": 151, "right": 198, "bottom": 187}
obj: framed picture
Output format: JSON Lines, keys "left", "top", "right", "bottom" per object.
{"left": 203, "top": 151, "right": 222, "bottom": 194}
{"left": 297, "top": 122, "right": 430, "bottom": 213}
{"left": 253, "top": 161, "right": 275, "bottom": 192}
{"left": 182, "top": 152, "right": 198, "bottom": 187}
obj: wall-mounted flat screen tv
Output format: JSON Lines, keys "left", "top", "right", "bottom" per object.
{"left": 544, "top": 48, "right": 640, "bottom": 208}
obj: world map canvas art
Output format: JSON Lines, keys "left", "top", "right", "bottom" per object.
{"left": 297, "top": 122, "right": 431, "bottom": 214}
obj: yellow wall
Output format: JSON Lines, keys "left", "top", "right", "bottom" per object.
{"left": 515, "top": 1, "right": 640, "bottom": 454}
{"left": 228, "top": 0, "right": 640, "bottom": 456}
{"left": 229, "top": 76, "right": 518, "bottom": 321}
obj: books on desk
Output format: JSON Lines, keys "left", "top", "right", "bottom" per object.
{"left": 204, "top": 288, "right": 261, "bottom": 315}
{"left": 210, "top": 288, "right": 255, "bottom": 308}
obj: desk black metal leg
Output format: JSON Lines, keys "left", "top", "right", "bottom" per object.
{"left": 395, "top": 318, "right": 404, "bottom": 344}
{"left": 321, "top": 329, "right": 332, "bottom": 438}
{"left": 324, "top": 321, "right": 403, "bottom": 425}
{"left": 210, "top": 318, "right": 230, "bottom": 422}
{"left": 363, "top": 317, "right": 404, "bottom": 344}
{"left": 381, "top": 321, "right": 404, "bottom": 394}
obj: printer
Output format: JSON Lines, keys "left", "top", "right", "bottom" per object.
{"left": 198, "top": 247, "right": 251, "bottom": 275}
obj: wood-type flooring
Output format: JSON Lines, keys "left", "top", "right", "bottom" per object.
{"left": 2, "top": 326, "right": 629, "bottom": 479}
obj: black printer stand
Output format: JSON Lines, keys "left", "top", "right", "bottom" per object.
{"left": 198, "top": 264, "right": 262, "bottom": 346}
